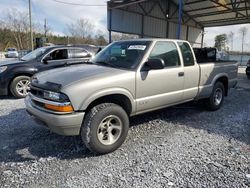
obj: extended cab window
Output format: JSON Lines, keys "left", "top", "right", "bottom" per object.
{"left": 178, "top": 42, "right": 194, "bottom": 66}
{"left": 46, "top": 49, "right": 68, "bottom": 60}
{"left": 149, "top": 41, "right": 180, "bottom": 67}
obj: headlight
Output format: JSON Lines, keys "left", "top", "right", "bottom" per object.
{"left": 43, "top": 91, "right": 69, "bottom": 102}
{"left": 0, "top": 66, "right": 7, "bottom": 73}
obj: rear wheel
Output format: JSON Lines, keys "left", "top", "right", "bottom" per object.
{"left": 10, "top": 76, "right": 31, "bottom": 98}
{"left": 81, "top": 103, "right": 129, "bottom": 154}
{"left": 205, "top": 82, "right": 225, "bottom": 111}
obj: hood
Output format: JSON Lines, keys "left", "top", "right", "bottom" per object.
{"left": 34, "top": 64, "right": 131, "bottom": 88}
{"left": 0, "top": 59, "right": 24, "bottom": 66}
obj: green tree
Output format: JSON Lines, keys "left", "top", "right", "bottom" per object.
{"left": 214, "top": 34, "right": 227, "bottom": 51}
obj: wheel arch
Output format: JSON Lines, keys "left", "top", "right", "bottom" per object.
{"left": 79, "top": 90, "right": 136, "bottom": 116}
{"left": 213, "top": 75, "right": 228, "bottom": 96}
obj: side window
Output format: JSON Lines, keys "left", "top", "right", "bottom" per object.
{"left": 149, "top": 41, "right": 180, "bottom": 67}
{"left": 178, "top": 42, "right": 195, "bottom": 66}
{"left": 69, "top": 48, "right": 90, "bottom": 59}
{"left": 47, "top": 49, "right": 68, "bottom": 60}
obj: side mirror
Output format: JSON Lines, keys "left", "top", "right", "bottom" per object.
{"left": 42, "top": 56, "right": 52, "bottom": 64}
{"left": 144, "top": 58, "right": 165, "bottom": 70}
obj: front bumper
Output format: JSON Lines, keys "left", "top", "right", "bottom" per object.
{"left": 25, "top": 96, "right": 85, "bottom": 136}
{"left": 0, "top": 74, "right": 9, "bottom": 96}
{"left": 0, "top": 87, "right": 8, "bottom": 96}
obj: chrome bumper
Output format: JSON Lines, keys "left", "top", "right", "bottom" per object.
{"left": 25, "top": 95, "right": 85, "bottom": 136}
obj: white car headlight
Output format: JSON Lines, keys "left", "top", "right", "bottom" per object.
{"left": 0, "top": 66, "right": 7, "bottom": 73}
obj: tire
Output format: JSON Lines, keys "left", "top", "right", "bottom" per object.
{"left": 81, "top": 103, "right": 129, "bottom": 154}
{"left": 10, "top": 76, "right": 31, "bottom": 98}
{"left": 247, "top": 75, "right": 250, "bottom": 79}
{"left": 205, "top": 82, "right": 225, "bottom": 111}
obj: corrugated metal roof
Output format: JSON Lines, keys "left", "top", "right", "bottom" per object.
{"left": 109, "top": 0, "right": 250, "bottom": 27}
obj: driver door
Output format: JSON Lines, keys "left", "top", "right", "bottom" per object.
{"left": 39, "top": 48, "right": 69, "bottom": 71}
{"left": 136, "top": 41, "right": 184, "bottom": 113}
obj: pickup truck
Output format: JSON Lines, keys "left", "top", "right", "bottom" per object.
{"left": 25, "top": 39, "right": 238, "bottom": 154}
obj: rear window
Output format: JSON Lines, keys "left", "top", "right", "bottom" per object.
{"left": 7, "top": 48, "right": 16, "bottom": 52}
{"left": 69, "top": 48, "right": 91, "bottom": 58}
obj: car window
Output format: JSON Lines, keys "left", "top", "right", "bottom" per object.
{"left": 149, "top": 41, "right": 180, "bottom": 67}
{"left": 69, "top": 48, "right": 90, "bottom": 59}
{"left": 178, "top": 42, "right": 195, "bottom": 66}
{"left": 47, "top": 49, "right": 68, "bottom": 60}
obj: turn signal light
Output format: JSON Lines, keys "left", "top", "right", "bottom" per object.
{"left": 44, "top": 104, "right": 73, "bottom": 112}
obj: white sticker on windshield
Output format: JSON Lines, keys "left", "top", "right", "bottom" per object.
{"left": 128, "top": 45, "right": 146, "bottom": 50}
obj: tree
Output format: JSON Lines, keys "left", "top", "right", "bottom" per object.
{"left": 95, "top": 35, "right": 107, "bottom": 46}
{"left": 5, "top": 8, "right": 30, "bottom": 50}
{"left": 111, "top": 32, "right": 138, "bottom": 42}
{"left": 214, "top": 34, "right": 227, "bottom": 51}
{"left": 67, "top": 18, "right": 94, "bottom": 39}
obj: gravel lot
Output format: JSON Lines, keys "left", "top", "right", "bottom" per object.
{"left": 0, "top": 68, "right": 250, "bottom": 188}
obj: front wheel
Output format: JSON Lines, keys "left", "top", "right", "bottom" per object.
{"left": 10, "top": 76, "right": 31, "bottom": 98}
{"left": 205, "top": 82, "right": 225, "bottom": 111}
{"left": 81, "top": 103, "right": 129, "bottom": 154}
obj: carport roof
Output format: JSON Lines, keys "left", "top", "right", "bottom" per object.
{"left": 109, "top": 0, "right": 250, "bottom": 27}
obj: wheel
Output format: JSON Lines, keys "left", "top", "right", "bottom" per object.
{"left": 81, "top": 103, "right": 129, "bottom": 154}
{"left": 247, "top": 74, "right": 250, "bottom": 79}
{"left": 205, "top": 82, "right": 225, "bottom": 111}
{"left": 10, "top": 76, "right": 31, "bottom": 98}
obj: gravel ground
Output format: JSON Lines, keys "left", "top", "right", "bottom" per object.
{"left": 0, "top": 69, "right": 250, "bottom": 188}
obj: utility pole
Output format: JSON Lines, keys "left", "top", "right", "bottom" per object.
{"left": 29, "top": 0, "right": 34, "bottom": 50}
{"left": 240, "top": 27, "right": 247, "bottom": 65}
{"left": 44, "top": 19, "right": 47, "bottom": 37}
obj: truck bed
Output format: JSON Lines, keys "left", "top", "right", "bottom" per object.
{"left": 197, "top": 61, "right": 238, "bottom": 99}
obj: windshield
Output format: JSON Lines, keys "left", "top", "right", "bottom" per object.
{"left": 92, "top": 40, "right": 151, "bottom": 69}
{"left": 7, "top": 48, "right": 16, "bottom": 52}
{"left": 21, "top": 47, "right": 48, "bottom": 61}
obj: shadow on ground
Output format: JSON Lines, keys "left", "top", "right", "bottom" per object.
{"left": 0, "top": 90, "right": 249, "bottom": 163}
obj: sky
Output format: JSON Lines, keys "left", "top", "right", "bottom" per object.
{"left": 0, "top": 0, "right": 249, "bottom": 51}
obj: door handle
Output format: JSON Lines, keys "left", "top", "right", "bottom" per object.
{"left": 178, "top": 72, "right": 184, "bottom": 77}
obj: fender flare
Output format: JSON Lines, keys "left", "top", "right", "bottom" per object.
{"left": 79, "top": 88, "right": 136, "bottom": 114}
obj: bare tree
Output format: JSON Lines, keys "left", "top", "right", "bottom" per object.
{"left": 5, "top": 8, "right": 30, "bottom": 50}
{"left": 239, "top": 27, "right": 248, "bottom": 65}
{"left": 67, "top": 18, "right": 94, "bottom": 39}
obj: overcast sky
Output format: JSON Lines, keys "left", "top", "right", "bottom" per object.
{"left": 0, "top": 0, "right": 249, "bottom": 51}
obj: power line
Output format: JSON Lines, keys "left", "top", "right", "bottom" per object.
{"left": 51, "top": 0, "right": 106, "bottom": 6}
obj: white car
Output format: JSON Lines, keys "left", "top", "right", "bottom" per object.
{"left": 6, "top": 48, "right": 19, "bottom": 58}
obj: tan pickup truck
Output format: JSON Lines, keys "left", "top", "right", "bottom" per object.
{"left": 25, "top": 39, "right": 238, "bottom": 154}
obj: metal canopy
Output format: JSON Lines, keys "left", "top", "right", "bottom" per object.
{"left": 109, "top": 0, "right": 250, "bottom": 28}
{"left": 107, "top": 0, "right": 250, "bottom": 46}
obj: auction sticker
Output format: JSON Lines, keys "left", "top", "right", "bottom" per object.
{"left": 128, "top": 45, "right": 146, "bottom": 50}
